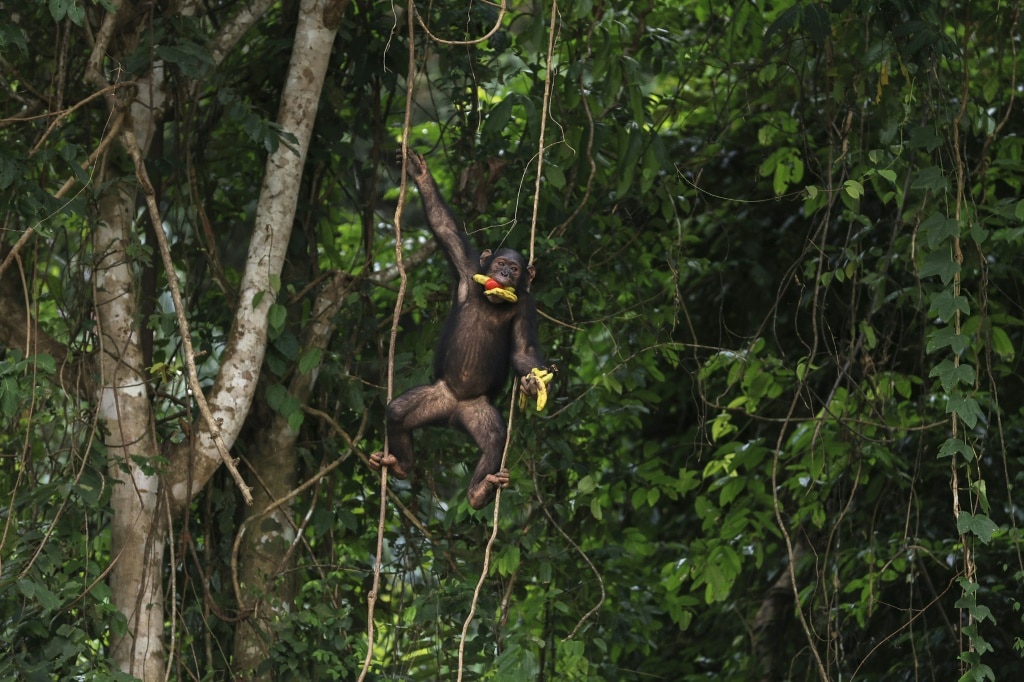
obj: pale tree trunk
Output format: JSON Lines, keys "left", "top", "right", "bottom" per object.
{"left": 94, "top": 182, "right": 165, "bottom": 679}
{"left": 163, "top": 0, "right": 343, "bottom": 512}
{"left": 227, "top": 2, "right": 345, "bottom": 671}
{"left": 81, "top": 0, "right": 341, "bottom": 678}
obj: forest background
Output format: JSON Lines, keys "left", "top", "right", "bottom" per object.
{"left": 1, "top": 0, "right": 1023, "bottom": 680}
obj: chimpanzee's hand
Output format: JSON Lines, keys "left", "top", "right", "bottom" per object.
{"left": 368, "top": 451, "right": 409, "bottom": 479}
{"left": 519, "top": 366, "right": 555, "bottom": 411}
{"left": 468, "top": 468, "right": 510, "bottom": 510}
{"left": 398, "top": 148, "right": 429, "bottom": 182}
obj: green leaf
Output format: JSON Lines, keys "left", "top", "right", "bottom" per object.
{"left": 0, "top": 23, "right": 29, "bottom": 56}
{"left": 483, "top": 97, "right": 514, "bottom": 138}
{"left": 48, "top": 0, "right": 80, "bottom": 22}
{"left": 298, "top": 348, "right": 322, "bottom": 374}
{"left": 843, "top": 179, "right": 864, "bottom": 200}
{"left": 1, "top": 376, "right": 20, "bottom": 420}
{"left": 268, "top": 303, "right": 287, "bottom": 333}
{"left": 631, "top": 487, "right": 648, "bottom": 509}
{"left": 718, "top": 477, "right": 745, "bottom": 506}
{"left": 907, "top": 127, "right": 943, "bottom": 152}
{"left": 911, "top": 166, "right": 949, "bottom": 192}
{"left": 921, "top": 212, "right": 960, "bottom": 248}
{"left": 919, "top": 248, "right": 960, "bottom": 284}
{"left": 926, "top": 326, "right": 969, "bottom": 355}
{"left": 928, "top": 290, "right": 970, "bottom": 320}
{"left": 938, "top": 437, "right": 975, "bottom": 461}
{"left": 990, "top": 326, "right": 1015, "bottom": 361}
{"left": 647, "top": 487, "right": 661, "bottom": 507}
{"left": 876, "top": 168, "right": 897, "bottom": 183}
{"left": 546, "top": 164, "right": 566, "bottom": 190}
{"left": 956, "top": 511, "right": 998, "bottom": 544}
{"left": 155, "top": 41, "right": 215, "bottom": 77}
{"left": 928, "top": 359, "right": 975, "bottom": 393}
{"left": 265, "top": 384, "right": 287, "bottom": 411}
{"left": 710, "top": 412, "right": 735, "bottom": 442}
{"left": 946, "top": 394, "right": 982, "bottom": 429}
{"left": 272, "top": 329, "right": 299, "bottom": 360}
{"left": 0, "top": 150, "right": 22, "bottom": 189}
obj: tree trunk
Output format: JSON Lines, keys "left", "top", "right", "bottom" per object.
{"left": 86, "top": 0, "right": 333, "bottom": 673}
{"left": 229, "top": 0, "right": 345, "bottom": 663}
{"left": 94, "top": 180, "right": 165, "bottom": 679}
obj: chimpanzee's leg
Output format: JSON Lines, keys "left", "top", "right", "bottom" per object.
{"left": 454, "top": 396, "right": 509, "bottom": 509}
{"left": 370, "top": 381, "right": 457, "bottom": 478}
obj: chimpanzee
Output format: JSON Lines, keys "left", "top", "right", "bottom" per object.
{"left": 369, "top": 150, "right": 552, "bottom": 510}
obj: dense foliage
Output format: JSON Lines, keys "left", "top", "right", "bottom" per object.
{"left": 2, "top": 0, "right": 1022, "bottom": 680}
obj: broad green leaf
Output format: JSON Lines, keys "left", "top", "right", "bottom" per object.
{"left": 921, "top": 212, "right": 960, "bottom": 248}
{"left": 265, "top": 384, "right": 287, "bottom": 411}
{"left": 946, "top": 394, "right": 982, "bottom": 429}
{"left": 907, "top": 127, "right": 943, "bottom": 152}
{"left": 876, "top": 168, "right": 897, "bottom": 183}
{"left": 718, "top": 477, "right": 745, "bottom": 506}
{"left": 710, "top": 412, "right": 735, "bottom": 442}
{"left": 956, "top": 511, "right": 998, "bottom": 544}
{"left": 928, "top": 359, "right": 975, "bottom": 392}
{"left": 843, "top": 179, "right": 864, "bottom": 199}
{"left": 929, "top": 290, "right": 970, "bottom": 320}
{"left": 482, "top": 97, "right": 514, "bottom": 138}
{"left": 919, "top": 248, "right": 960, "bottom": 284}
{"left": 911, "top": 166, "right": 949, "bottom": 192}
{"left": 938, "top": 437, "right": 975, "bottom": 461}
{"left": 545, "top": 163, "right": 566, "bottom": 189}
{"left": 990, "top": 326, "right": 1015, "bottom": 360}
{"left": 0, "top": 151, "right": 21, "bottom": 190}
{"left": 268, "top": 303, "right": 287, "bottom": 333}
{"left": 926, "top": 326, "right": 969, "bottom": 355}
{"left": 1, "top": 377, "right": 19, "bottom": 419}
{"left": 298, "top": 348, "right": 322, "bottom": 374}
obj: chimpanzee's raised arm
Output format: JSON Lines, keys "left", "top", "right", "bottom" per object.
{"left": 402, "top": 151, "right": 478, "bottom": 281}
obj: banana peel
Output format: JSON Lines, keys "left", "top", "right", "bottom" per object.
{"left": 519, "top": 366, "right": 555, "bottom": 411}
{"left": 472, "top": 273, "right": 518, "bottom": 303}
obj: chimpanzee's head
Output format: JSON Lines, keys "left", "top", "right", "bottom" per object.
{"left": 478, "top": 248, "right": 534, "bottom": 300}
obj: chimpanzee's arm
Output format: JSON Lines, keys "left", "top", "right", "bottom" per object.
{"left": 510, "top": 296, "right": 545, "bottom": 376}
{"left": 403, "top": 151, "right": 478, "bottom": 281}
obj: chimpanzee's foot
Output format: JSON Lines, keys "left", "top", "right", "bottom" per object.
{"left": 467, "top": 468, "right": 510, "bottom": 510}
{"left": 368, "top": 451, "right": 409, "bottom": 479}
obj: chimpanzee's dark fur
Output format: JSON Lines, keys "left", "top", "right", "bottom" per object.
{"left": 369, "top": 151, "right": 546, "bottom": 509}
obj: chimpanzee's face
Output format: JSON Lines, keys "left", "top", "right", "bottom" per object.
{"left": 486, "top": 254, "right": 523, "bottom": 289}
{"left": 478, "top": 248, "right": 534, "bottom": 304}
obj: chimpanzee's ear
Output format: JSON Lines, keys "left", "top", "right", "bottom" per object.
{"left": 526, "top": 263, "right": 536, "bottom": 285}
{"left": 479, "top": 249, "right": 493, "bottom": 270}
